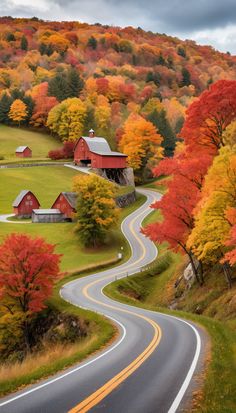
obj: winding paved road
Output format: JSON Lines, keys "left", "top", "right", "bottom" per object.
{"left": 0, "top": 189, "right": 204, "bottom": 413}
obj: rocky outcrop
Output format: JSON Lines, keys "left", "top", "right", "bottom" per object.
{"left": 115, "top": 190, "right": 136, "bottom": 208}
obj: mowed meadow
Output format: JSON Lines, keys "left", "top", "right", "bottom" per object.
{"left": 0, "top": 124, "right": 61, "bottom": 162}
{"left": 0, "top": 163, "right": 127, "bottom": 271}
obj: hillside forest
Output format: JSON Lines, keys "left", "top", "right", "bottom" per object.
{"left": 1, "top": 17, "right": 236, "bottom": 180}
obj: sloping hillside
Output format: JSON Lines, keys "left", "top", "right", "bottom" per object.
{"left": 0, "top": 16, "right": 236, "bottom": 151}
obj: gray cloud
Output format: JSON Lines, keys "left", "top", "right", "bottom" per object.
{"left": 2, "top": 0, "right": 236, "bottom": 53}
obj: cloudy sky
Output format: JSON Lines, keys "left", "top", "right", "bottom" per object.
{"left": 2, "top": 0, "right": 236, "bottom": 54}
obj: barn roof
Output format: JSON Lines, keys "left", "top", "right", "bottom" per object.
{"left": 92, "top": 151, "right": 127, "bottom": 157}
{"left": 12, "top": 190, "right": 39, "bottom": 207}
{"left": 32, "top": 209, "right": 61, "bottom": 215}
{"left": 62, "top": 192, "right": 77, "bottom": 209}
{"left": 15, "top": 146, "right": 30, "bottom": 153}
{"left": 81, "top": 137, "right": 111, "bottom": 153}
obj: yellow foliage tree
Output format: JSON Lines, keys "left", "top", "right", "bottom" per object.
{"left": 73, "top": 174, "right": 119, "bottom": 247}
{"left": 47, "top": 97, "right": 86, "bottom": 141}
{"left": 222, "top": 120, "right": 236, "bottom": 147}
{"left": 9, "top": 99, "right": 28, "bottom": 125}
{"left": 187, "top": 146, "right": 236, "bottom": 286}
{"left": 119, "top": 113, "right": 162, "bottom": 180}
{"left": 94, "top": 95, "right": 111, "bottom": 136}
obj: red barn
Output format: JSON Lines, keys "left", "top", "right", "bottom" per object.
{"left": 12, "top": 190, "right": 40, "bottom": 218}
{"left": 74, "top": 130, "right": 127, "bottom": 169}
{"left": 15, "top": 146, "right": 32, "bottom": 158}
{"left": 51, "top": 192, "right": 77, "bottom": 220}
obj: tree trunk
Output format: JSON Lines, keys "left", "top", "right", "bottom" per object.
{"left": 222, "top": 263, "right": 232, "bottom": 288}
{"left": 188, "top": 252, "right": 203, "bottom": 285}
{"left": 23, "top": 320, "right": 31, "bottom": 354}
{"left": 198, "top": 260, "right": 204, "bottom": 284}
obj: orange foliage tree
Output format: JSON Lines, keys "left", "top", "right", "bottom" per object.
{"left": 119, "top": 113, "right": 162, "bottom": 181}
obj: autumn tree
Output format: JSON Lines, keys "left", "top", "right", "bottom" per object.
{"left": 119, "top": 113, "right": 162, "bottom": 181}
{"left": 143, "top": 150, "right": 213, "bottom": 284}
{"left": 73, "top": 174, "right": 119, "bottom": 247}
{"left": 0, "top": 233, "right": 61, "bottom": 352}
{"left": 181, "top": 80, "right": 236, "bottom": 155}
{"left": 222, "top": 120, "right": 236, "bottom": 147}
{"left": 30, "top": 82, "right": 58, "bottom": 127}
{"left": 223, "top": 211, "right": 236, "bottom": 267}
{"left": 47, "top": 97, "right": 86, "bottom": 141}
{"left": 187, "top": 146, "right": 236, "bottom": 287}
{"left": 8, "top": 99, "right": 28, "bottom": 125}
{"left": 94, "top": 95, "right": 111, "bottom": 138}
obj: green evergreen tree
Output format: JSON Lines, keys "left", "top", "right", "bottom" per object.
{"left": 177, "top": 46, "right": 186, "bottom": 58}
{"left": 39, "top": 43, "right": 47, "bottom": 55}
{"left": 148, "top": 108, "right": 176, "bottom": 157}
{"left": 0, "top": 94, "right": 13, "bottom": 124}
{"left": 6, "top": 33, "right": 15, "bottom": 42}
{"left": 11, "top": 88, "right": 24, "bottom": 100}
{"left": 83, "top": 105, "right": 96, "bottom": 134}
{"left": 146, "top": 71, "right": 154, "bottom": 82}
{"left": 66, "top": 68, "right": 84, "bottom": 98}
{"left": 180, "top": 68, "right": 191, "bottom": 87}
{"left": 87, "top": 36, "right": 97, "bottom": 50}
{"left": 157, "top": 53, "right": 165, "bottom": 65}
{"left": 23, "top": 95, "right": 35, "bottom": 123}
{"left": 175, "top": 116, "right": 184, "bottom": 134}
{"left": 48, "top": 74, "right": 68, "bottom": 102}
{"left": 20, "top": 35, "right": 28, "bottom": 51}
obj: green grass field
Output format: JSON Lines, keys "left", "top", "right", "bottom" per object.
{"left": 0, "top": 125, "right": 61, "bottom": 162}
{"left": 0, "top": 164, "right": 143, "bottom": 272}
{"left": 0, "top": 166, "right": 81, "bottom": 213}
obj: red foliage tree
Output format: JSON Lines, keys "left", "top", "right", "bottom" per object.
{"left": 181, "top": 80, "right": 236, "bottom": 155}
{"left": 96, "top": 78, "right": 109, "bottom": 95}
{"left": 0, "top": 233, "right": 61, "bottom": 314}
{"left": 0, "top": 233, "right": 61, "bottom": 349}
{"left": 48, "top": 140, "right": 75, "bottom": 160}
{"left": 143, "top": 153, "right": 212, "bottom": 283}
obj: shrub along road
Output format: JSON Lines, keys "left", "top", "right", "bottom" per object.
{"left": 0, "top": 189, "right": 205, "bottom": 413}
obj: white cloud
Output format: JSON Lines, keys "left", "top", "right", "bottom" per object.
{"left": 10, "top": 0, "right": 51, "bottom": 12}
{"left": 190, "top": 25, "right": 236, "bottom": 54}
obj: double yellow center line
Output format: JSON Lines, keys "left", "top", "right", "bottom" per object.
{"left": 69, "top": 196, "right": 162, "bottom": 412}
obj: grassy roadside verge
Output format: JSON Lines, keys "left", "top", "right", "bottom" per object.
{"left": 0, "top": 193, "right": 146, "bottom": 397}
{"left": 104, "top": 256, "right": 236, "bottom": 413}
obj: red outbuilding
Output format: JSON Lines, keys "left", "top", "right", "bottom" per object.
{"left": 51, "top": 192, "right": 77, "bottom": 220}
{"left": 74, "top": 129, "right": 127, "bottom": 169}
{"left": 12, "top": 190, "right": 40, "bottom": 218}
{"left": 15, "top": 146, "right": 32, "bottom": 158}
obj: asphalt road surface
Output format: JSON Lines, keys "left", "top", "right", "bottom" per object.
{"left": 0, "top": 189, "right": 204, "bottom": 413}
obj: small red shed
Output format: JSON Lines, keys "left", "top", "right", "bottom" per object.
{"left": 15, "top": 146, "right": 32, "bottom": 158}
{"left": 51, "top": 192, "right": 77, "bottom": 220}
{"left": 74, "top": 130, "right": 127, "bottom": 169}
{"left": 12, "top": 190, "right": 40, "bottom": 218}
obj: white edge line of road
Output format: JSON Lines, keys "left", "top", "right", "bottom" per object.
{"left": 0, "top": 315, "right": 126, "bottom": 407}
{"left": 166, "top": 316, "right": 201, "bottom": 413}
{"left": 0, "top": 189, "right": 151, "bottom": 407}
{"left": 0, "top": 189, "right": 158, "bottom": 407}
{"left": 1, "top": 189, "right": 200, "bottom": 411}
